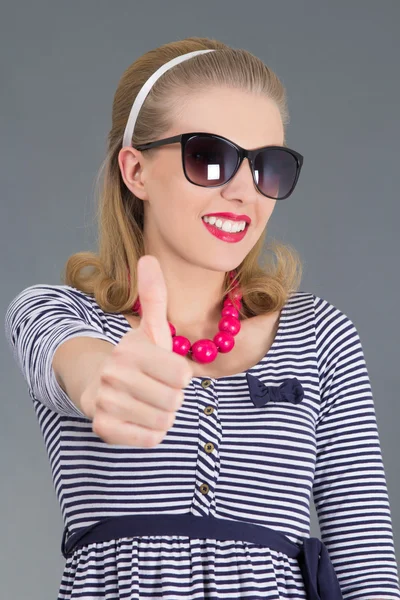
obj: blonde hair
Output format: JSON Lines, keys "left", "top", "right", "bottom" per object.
{"left": 62, "top": 36, "right": 303, "bottom": 318}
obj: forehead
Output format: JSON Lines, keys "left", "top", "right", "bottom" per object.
{"left": 169, "top": 87, "right": 285, "bottom": 148}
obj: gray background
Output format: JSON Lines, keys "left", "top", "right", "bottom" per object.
{"left": 1, "top": 1, "right": 399, "bottom": 598}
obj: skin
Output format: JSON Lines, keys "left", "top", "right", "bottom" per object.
{"left": 118, "top": 86, "right": 285, "bottom": 342}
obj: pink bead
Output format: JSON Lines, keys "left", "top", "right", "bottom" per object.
{"left": 223, "top": 297, "right": 241, "bottom": 309}
{"left": 173, "top": 335, "right": 191, "bottom": 356}
{"left": 191, "top": 339, "right": 219, "bottom": 363}
{"left": 221, "top": 305, "right": 239, "bottom": 319}
{"left": 214, "top": 331, "right": 235, "bottom": 353}
{"left": 218, "top": 315, "right": 241, "bottom": 336}
{"left": 130, "top": 282, "right": 243, "bottom": 364}
{"left": 223, "top": 298, "right": 235, "bottom": 308}
{"left": 231, "top": 288, "right": 242, "bottom": 302}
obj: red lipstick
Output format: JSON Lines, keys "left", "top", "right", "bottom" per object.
{"left": 201, "top": 213, "right": 250, "bottom": 243}
{"left": 202, "top": 212, "right": 251, "bottom": 224}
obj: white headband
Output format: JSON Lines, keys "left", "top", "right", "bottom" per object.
{"left": 122, "top": 49, "right": 216, "bottom": 148}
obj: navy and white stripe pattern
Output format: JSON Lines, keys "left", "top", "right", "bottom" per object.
{"left": 4, "top": 284, "right": 400, "bottom": 599}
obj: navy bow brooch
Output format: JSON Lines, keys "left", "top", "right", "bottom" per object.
{"left": 246, "top": 373, "right": 304, "bottom": 408}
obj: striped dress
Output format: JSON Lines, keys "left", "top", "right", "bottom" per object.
{"left": 4, "top": 283, "right": 400, "bottom": 600}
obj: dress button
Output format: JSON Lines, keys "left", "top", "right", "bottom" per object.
{"left": 200, "top": 483, "right": 209, "bottom": 494}
{"left": 204, "top": 442, "right": 214, "bottom": 453}
{"left": 204, "top": 406, "right": 214, "bottom": 415}
{"left": 201, "top": 379, "right": 212, "bottom": 389}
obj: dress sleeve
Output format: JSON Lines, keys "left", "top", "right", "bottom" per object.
{"left": 4, "top": 284, "right": 115, "bottom": 419}
{"left": 312, "top": 294, "right": 400, "bottom": 599}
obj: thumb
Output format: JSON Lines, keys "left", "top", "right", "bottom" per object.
{"left": 136, "top": 255, "right": 172, "bottom": 352}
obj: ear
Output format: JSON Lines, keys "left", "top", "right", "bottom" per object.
{"left": 118, "top": 147, "right": 149, "bottom": 201}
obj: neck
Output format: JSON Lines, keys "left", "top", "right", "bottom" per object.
{"left": 144, "top": 255, "right": 231, "bottom": 338}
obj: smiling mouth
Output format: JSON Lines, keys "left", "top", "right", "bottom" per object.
{"left": 201, "top": 218, "right": 250, "bottom": 243}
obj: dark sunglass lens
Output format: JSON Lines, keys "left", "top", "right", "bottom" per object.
{"left": 184, "top": 136, "right": 238, "bottom": 186}
{"left": 254, "top": 148, "right": 298, "bottom": 199}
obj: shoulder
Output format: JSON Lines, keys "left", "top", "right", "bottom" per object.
{"left": 6, "top": 283, "right": 96, "bottom": 313}
{"left": 288, "top": 290, "right": 356, "bottom": 325}
{"left": 306, "top": 293, "right": 365, "bottom": 374}
{"left": 4, "top": 284, "right": 101, "bottom": 333}
{"left": 286, "top": 291, "right": 366, "bottom": 402}
{"left": 312, "top": 292, "right": 360, "bottom": 340}
{"left": 287, "top": 290, "right": 361, "bottom": 345}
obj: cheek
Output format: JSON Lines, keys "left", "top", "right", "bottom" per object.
{"left": 248, "top": 202, "right": 275, "bottom": 236}
{"left": 149, "top": 152, "right": 216, "bottom": 222}
{"left": 149, "top": 183, "right": 201, "bottom": 233}
{"left": 264, "top": 199, "right": 277, "bottom": 219}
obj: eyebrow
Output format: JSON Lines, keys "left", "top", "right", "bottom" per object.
{"left": 256, "top": 139, "right": 288, "bottom": 149}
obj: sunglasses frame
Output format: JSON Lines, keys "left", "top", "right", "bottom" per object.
{"left": 133, "top": 132, "right": 304, "bottom": 200}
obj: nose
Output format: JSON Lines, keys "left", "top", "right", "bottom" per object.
{"left": 223, "top": 156, "right": 258, "bottom": 198}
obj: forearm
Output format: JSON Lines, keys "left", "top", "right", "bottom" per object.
{"left": 53, "top": 336, "right": 114, "bottom": 419}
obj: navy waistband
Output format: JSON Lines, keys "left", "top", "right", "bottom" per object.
{"left": 61, "top": 514, "right": 343, "bottom": 600}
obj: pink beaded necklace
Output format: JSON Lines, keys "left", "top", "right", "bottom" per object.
{"left": 129, "top": 269, "right": 243, "bottom": 364}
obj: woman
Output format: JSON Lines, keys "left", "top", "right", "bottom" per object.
{"left": 4, "top": 36, "right": 400, "bottom": 599}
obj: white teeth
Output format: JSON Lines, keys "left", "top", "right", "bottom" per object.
{"left": 202, "top": 215, "right": 247, "bottom": 233}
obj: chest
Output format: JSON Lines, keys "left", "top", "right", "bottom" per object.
{"left": 123, "top": 310, "right": 281, "bottom": 380}
{"left": 188, "top": 311, "right": 281, "bottom": 379}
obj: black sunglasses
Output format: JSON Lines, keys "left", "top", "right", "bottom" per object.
{"left": 134, "top": 132, "right": 303, "bottom": 200}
